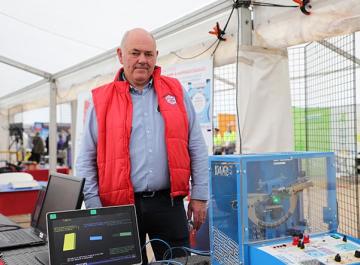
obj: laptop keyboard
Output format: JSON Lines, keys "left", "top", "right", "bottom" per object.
{"left": 0, "top": 229, "right": 39, "bottom": 243}
{"left": 1, "top": 245, "right": 48, "bottom": 265}
{"left": 3, "top": 252, "right": 42, "bottom": 265}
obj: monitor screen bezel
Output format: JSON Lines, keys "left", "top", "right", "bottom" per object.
{"left": 33, "top": 173, "right": 85, "bottom": 240}
{"left": 30, "top": 186, "right": 47, "bottom": 228}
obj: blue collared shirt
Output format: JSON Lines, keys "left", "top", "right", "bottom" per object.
{"left": 76, "top": 79, "right": 209, "bottom": 208}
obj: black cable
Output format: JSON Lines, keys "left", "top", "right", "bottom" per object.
{"left": 233, "top": 0, "right": 297, "bottom": 8}
{"left": 173, "top": 0, "right": 244, "bottom": 60}
{"left": 171, "top": 39, "right": 220, "bottom": 60}
{"left": 172, "top": 0, "right": 298, "bottom": 60}
{"left": 210, "top": 40, "right": 222, "bottom": 57}
{"left": 251, "top": 2, "right": 297, "bottom": 8}
{"left": 0, "top": 224, "right": 22, "bottom": 232}
{"left": 172, "top": 0, "right": 296, "bottom": 61}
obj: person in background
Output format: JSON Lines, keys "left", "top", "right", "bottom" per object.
{"left": 29, "top": 132, "right": 44, "bottom": 163}
{"left": 57, "top": 133, "right": 66, "bottom": 166}
{"left": 76, "top": 28, "right": 208, "bottom": 264}
{"left": 65, "top": 133, "right": 72, "bottom": 168}
{"left": 223, "top": 124, "right": 236, "bottom": 154}
{"left": 45, "top": 135, "right": 49, "bottom": 155}
{"left": 213, "top": 128, "right": 223, "bottom": 155}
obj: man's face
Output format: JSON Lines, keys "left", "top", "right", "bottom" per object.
{"left": 118, "top": 31, "right": 158, "bottom": 88}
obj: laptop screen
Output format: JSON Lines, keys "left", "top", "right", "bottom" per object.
{"left": 35, "top": 173, "right": 85, "bottom": 237}
{"left": 46, "top": 206, "right": 142, "bottom": 265}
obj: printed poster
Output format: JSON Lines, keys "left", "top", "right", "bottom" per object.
{"left": 163, "top": 59, "right": 213, "bottom": 153}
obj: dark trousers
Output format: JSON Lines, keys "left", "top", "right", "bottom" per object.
{"left": 29, "top": 153, "right": 41, "bottom": 163}
{"left": 134, "top": 191, "right": 189, "bottom": 264}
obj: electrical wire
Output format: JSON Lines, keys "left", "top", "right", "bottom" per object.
{"left": 144, "top": 238, "right": 210, "bottom": 265}
{"left": 150, "top": 260, "right": 184, "bottom": 265}
{"left": 171, "top": 39, "right": 220, "bottom": 60}
{"left": 171, "top": 0, "right": 238, "bottom": 60}
{"left": 143, "top": 238, "right": 173, "bottom": 264}
{"left": 182, "top": 247, "right": 210, "bottom": 256}
{"left": 250, "top": 2, "right": 297, "bottom": 8}
{"left": 166, "top": 0, "right": 298, "bottom": 61}
{"left": 0, "top": 224, "right": 22, "bottom": 232}
{"left": 0, "top": 10, "right": 106, "bottom": 51}
{"left": 234, "top": 0, "right": 297, "bottom": 8}
{"left": 163, "top": 247, "right": 189, "bottom": 264}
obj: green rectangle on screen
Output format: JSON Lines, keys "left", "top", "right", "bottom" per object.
{"left": 90, "top": 209, "right": 97, "bottom": 215}
{"left": 120, "top": 232, "right": 132, "bottom": 236}
{"left": 49, "top": 214, "right": 57, "bottom": 220}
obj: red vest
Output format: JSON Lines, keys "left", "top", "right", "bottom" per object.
{"left": 92, "top": 67, "right": 191, "bottom": 206}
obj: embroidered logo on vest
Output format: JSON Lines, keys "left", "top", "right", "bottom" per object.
{"left": 165, "top": 95, "right": 177, "bottom": 105}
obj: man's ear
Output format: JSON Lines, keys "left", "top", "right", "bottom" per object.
{"left": 117, "top": 48, "right": 123, "bottom": 65}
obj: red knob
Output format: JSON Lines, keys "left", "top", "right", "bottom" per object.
{"left": 303, "top": 235, "right": 310, "bottom": 244}
{"left": 292, "top": 236, "right": 299, "bottom": 246}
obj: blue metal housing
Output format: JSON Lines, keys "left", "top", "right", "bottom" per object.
{"left": 209, "top": 152, "right": 338, "bottom": 265}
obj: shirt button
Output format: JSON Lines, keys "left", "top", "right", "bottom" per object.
{"left": 149, "top": 149, "right": 152, "bottom": 153}
{"left": 149, "top": 169, "right": 153, "bottom": 173}
{"left": 144, "top": 112, "right": 148, "bottom": 116}
{"left": 146, "top": 130, "right": 150, "bottom": 134}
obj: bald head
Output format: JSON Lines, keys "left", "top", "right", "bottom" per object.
{"left": 120, "top": 28, "right": 156, "bottom": 50}
{"left": 117, "top": 28, "right": 158, "bottom": 89}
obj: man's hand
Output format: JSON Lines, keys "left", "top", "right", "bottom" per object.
{"left": 187, "top": 199, "right": 207, "bottom": 231}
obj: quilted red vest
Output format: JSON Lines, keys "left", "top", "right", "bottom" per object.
{"left": 92, "top": 67, "right": 191, "bottom": 206}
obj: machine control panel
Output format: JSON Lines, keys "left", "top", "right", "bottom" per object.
{"left": 257, "top": 234, "right": 360, "bottom": 264}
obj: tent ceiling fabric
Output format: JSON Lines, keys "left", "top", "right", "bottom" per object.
{"left": 254, "top": 0, "right": 360, "bottom": 48}
{"left": 1, "top": 0, "right": 360, "bottom": 112}
{"left": 0, "top": 63, "right": 42, "bottom": 98}
{"left": 0, "top": 0, "right": 216, "bottom": 101}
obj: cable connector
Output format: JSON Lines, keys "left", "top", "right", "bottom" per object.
{"left": 233, "top": 0, "right": 251, "bottom": 9}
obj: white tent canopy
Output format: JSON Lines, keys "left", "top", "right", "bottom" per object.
{"left": 1, "top": 0, "right": 359, "bottom": 110}
{"left": 0, "top": 0, "right": 359, "bottom": 171}
{"left": 0, "top": 0, "right": 217, "bottom": 99}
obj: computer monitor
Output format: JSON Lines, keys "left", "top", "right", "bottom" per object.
{"left": 46, "top": 206, "right": 142, "bottom": 265}
{"left": 35, "top": 173, "right": 85, "bottom": 238}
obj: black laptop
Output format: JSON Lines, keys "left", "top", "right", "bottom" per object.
{"left": 0, "top": 173, "right": 84, "bottom": 250}
{"left": 45, "top": 206, "right": 142, "bottom": 265}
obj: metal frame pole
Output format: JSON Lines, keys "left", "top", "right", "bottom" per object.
{"left": 49, "top": 80, "right": 57, "bottom": 173}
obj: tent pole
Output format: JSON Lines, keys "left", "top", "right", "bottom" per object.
{"left": 49, "top": 80, "right": 57, "bottom": 174}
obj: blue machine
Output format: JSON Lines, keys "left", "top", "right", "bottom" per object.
{"left": 209, "top": 152, "right": 360, "bottom": 265}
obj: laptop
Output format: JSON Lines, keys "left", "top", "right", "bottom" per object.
{"left": 45, "top": 206, "right": 142, "bottom": 265}
{"left": 0, "top": 173, "right": 84, "bottom": 250}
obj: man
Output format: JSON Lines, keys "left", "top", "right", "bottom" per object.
{"left": 29, "top": 132, "right": 44, "bottom": 163}
{"left": 76, "top": 28, "right": 208, "bottom": 264}
{"left": 223, "top": 124, "right": 236, "bottom": 154}
{"left": 213, "top": 128, "right": 223, "bottom": 155}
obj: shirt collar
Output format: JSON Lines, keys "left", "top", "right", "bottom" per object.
{"left": 121, "top": 72, "right": 153, "bottom": 95}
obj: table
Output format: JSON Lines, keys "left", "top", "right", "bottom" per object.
{"left": 0, "top": 182, "right": 46, "bottom": 216}
{"left": 24, "top": 167, "right": 69, "bottom": 181}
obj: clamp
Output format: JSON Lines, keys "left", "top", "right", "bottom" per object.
{"left": 209, "top": 22, "right": 226, "bottom": 41}
{"left": 293, "top": 0, "right": 312, "bottom": 15}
